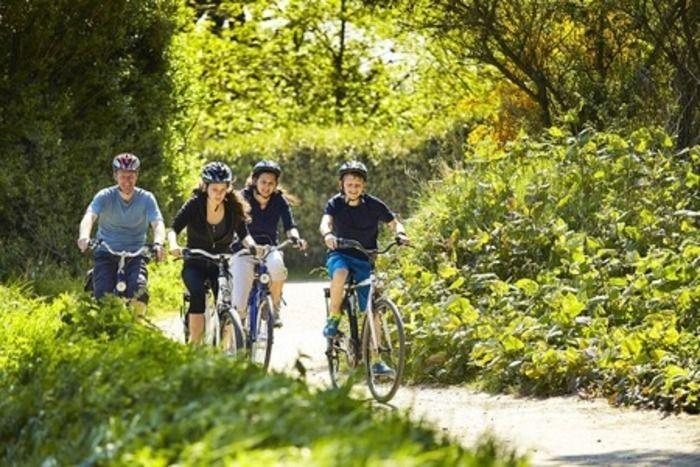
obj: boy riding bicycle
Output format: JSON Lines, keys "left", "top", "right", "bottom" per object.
{"left": 319, "top": 160, "right": 410, "bottom": 376}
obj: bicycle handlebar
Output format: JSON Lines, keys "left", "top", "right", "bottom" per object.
{"left": 181, "top": 248, "right": 233, "bottom": 263}
{"left": 335, "top": 237, "right": 402, "bottom": 258}
{"left": 88, "top": 239, "right": 153, "bottom": 258}
{"left": 240, "top": 238, "right": 301, "bottom": 259}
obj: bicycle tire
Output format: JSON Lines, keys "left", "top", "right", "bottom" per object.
{"left": 250, "top": 295, "right": 274, "bottom": 369}
{"left": 180, "top": 292, "right": 190, "bottom": 344}
{"left": 327, "top": 296, "right": 362, "bottom": 389}
{"left": 218, "top": 308, "right": 245, "bottom": 357}
{"left": 362, "top": 297, "right": 406, "bottom": 403}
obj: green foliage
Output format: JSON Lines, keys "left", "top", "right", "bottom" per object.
{"left": 392, "top": 0, "right": 700, "bottom": 148}
{"left": 0, "top": 284, "right": 526, "bottom": 466}
{"left": 0, "top": 0, "right": 190, "bottom": 278}
{"left": 391, "top": 128, "right": 700, "bottom": 412}
{"left": 192, "top": 124, "right": 468, "bottom": 269}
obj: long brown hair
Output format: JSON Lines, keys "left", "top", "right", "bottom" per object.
{"left": 195, "top": 183, "right": 251, "bottom": 223}
{"left": 245, "top": 175, "right": 300, "bottom": 206}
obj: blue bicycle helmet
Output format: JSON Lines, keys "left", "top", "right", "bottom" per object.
{"left": 201, "top": 161, "right": 233, "bottom": 184}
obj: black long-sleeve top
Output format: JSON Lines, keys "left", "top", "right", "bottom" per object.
{"left": 171, "top": 192, "right": 249, "bottom": 253}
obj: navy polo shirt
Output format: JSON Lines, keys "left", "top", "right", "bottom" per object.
{"left": 240, "top": 187, "right": 297, "bottom": 245}
{"left": 324, "top": 193, "right": 395, "bottom": 256}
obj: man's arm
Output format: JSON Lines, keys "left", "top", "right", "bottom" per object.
{"left": 77, "top": 211, "right": 97, "bottom": 252}
{"left": 320, "top": 214, "right": 336, "bottom": 250}
{"left": 151, "top": 219, "right": 166, "bottom": 260}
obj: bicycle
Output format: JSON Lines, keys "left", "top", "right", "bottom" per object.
{"left": 324, "top": 238, "right": 406, "bottom": 403}
{"left": 84, "top": 239, "right": 153, "bottom": 303}
{"left": 179, "top": 249, "right": 245, "bottom": 356}
{"left": 238, "top": 238, "right": 301, "bottom": 369}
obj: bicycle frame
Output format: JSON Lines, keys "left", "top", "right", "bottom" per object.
{"left": 242, "top": 239, "right": 295, "bottom": 340}
{"left": 181, "top": 248, "right": 234, "bottom": 347}
{"left": 334, "top": 239, "right": 396, "bottom": 355}
{"left": 87, "top": 239, "right": 152, "bottom": 298}
{"left": 325, "top": 237, "right": 407, "bottom": 402}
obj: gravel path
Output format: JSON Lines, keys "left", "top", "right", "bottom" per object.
{"left": 158, "top": 280, "right": 700, "bottom": 466}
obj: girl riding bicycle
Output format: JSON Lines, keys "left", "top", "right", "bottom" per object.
{"left": 230, "top": 160, "right": 307, "bottom": 327}
{"left": 167, "top": 162, "right": 257, "bottom": 345}
{"left": 319, "top": 160, "right": 410, "bottom": 376}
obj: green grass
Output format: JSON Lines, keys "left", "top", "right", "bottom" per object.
{"left": 0, "top": 284, "right": 527, "bottom": 466}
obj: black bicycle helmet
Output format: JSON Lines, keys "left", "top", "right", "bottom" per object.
{"left": 112, "top": 153, "right": 141, "bottom": 171}
{"left": 201, "top": 161, "right": 233, "bottom": 184}
{"left": 252, "top": 160, "right": 282, "bottom": 178}
{"left": 338, "top": 160, "right": 368, "bottom": 180}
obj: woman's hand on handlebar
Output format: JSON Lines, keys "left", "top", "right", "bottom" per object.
{"left": 290, "top": 236, "right": 308, "bottom": 251}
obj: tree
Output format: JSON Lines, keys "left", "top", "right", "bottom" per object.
{"left": 0, "top": 0, "right": 187, "bottom": 276}
{"left": 385, "top": 0, "right": 700, "bottom": 148}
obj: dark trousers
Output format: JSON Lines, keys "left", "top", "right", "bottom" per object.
{"left": 93, "top": 251, "right": 149, "bottom": 303}
{"left": 182, "top": 259, "right": 219, "bottom": 314}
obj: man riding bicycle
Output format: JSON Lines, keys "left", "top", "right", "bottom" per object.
{"left": 77, "top": 153, "right": 165, "bottom": 314}
{"left": 319, "top": 160, "right": 410, "bottom": 376}
{"left": 167, "top": 161, "right": 257, "bottom": 345}
{"left": 230, "top": 160, "right": 307, "bottom": 327}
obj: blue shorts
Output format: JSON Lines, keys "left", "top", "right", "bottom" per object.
{"left": 326, "top": 251, "right": 372, "bottom": 311}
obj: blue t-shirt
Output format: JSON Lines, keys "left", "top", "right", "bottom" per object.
{"left": 88, "top": 186, "right": 163, "bottom": 252}
{"left": 324, "top": 193, "right": 395, "bottom": 255}
{"left": 240, "top": 187, "right": 297, "bottom": 245}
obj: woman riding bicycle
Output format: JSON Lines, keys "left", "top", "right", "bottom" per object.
{"left": 167, "top": 162, "right": 256, "bottom": 345}
{"left": 319, "top": 160, "right": 410, "bottom": 376}
{"left": 230, "top": 160, "right": 307, "bottom": 327}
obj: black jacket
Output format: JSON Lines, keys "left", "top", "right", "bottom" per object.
{"left": 171, "top": 192, "right": 249, "bottom": 253}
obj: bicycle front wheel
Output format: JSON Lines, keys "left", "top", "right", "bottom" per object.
{"left": 362, "top": 298, "right": 406, "bottom": 403}
{"left": 218, "top": 308, "right": 245, "bottom": 357}
{"left": 250, "top": 295, "right": 274, "bottom": 369}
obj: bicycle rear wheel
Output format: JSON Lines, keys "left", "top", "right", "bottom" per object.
{"left": 218, "top": 308, "right": 245, "bottom": 357}
{"left": 327, "top": 307, "right": 361, "bottom": 389}
{"left": 250, "top": 295, "right": 274, "bottom": 369}
{"left": 362, "top": 298, "right": 406, "bottom": 403}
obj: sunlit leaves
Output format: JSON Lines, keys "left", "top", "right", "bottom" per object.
{"left": 391, "top": 128, "right": 700, "bottom": 411}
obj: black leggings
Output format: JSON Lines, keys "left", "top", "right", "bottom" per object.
{"left": 182, "top": 259, "right": 219, "bottom": 314}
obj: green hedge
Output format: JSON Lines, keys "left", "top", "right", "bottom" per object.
{"left": 0, "top": 0, "right": 189, "bottom": 278}
{"left": 389, "top": 128, "right": 700, "bottom": 412}
{"left": 0, "top": 285, "right": 525, "bottom": 466}
{"left": 183, "top": 125, "right": 469, "bottom": 272}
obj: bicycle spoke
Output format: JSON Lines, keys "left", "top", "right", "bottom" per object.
{"left": 362, "top": 298, "right": 405, "bottom": 403}
{"left": 218, "top": 309, "right": 244, "bottom": 357}
{"left": 250, "top": 296, "right": 274, "bottom": 369}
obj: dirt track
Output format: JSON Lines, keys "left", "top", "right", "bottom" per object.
{"left": 158, "top": 280, "right": 700, "bottom": 466}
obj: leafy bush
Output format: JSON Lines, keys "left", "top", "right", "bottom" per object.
{"left": 0, "top": 0, "right": 190, "bottom": 278}
{"left": 390, "top": 128, "right": 700, "bottom": 412}
{"left": 0, "top": 284, "right": 526, "bottom": 466}
{"left": 179, "top": 124, "right": 468, "bottom": 271}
